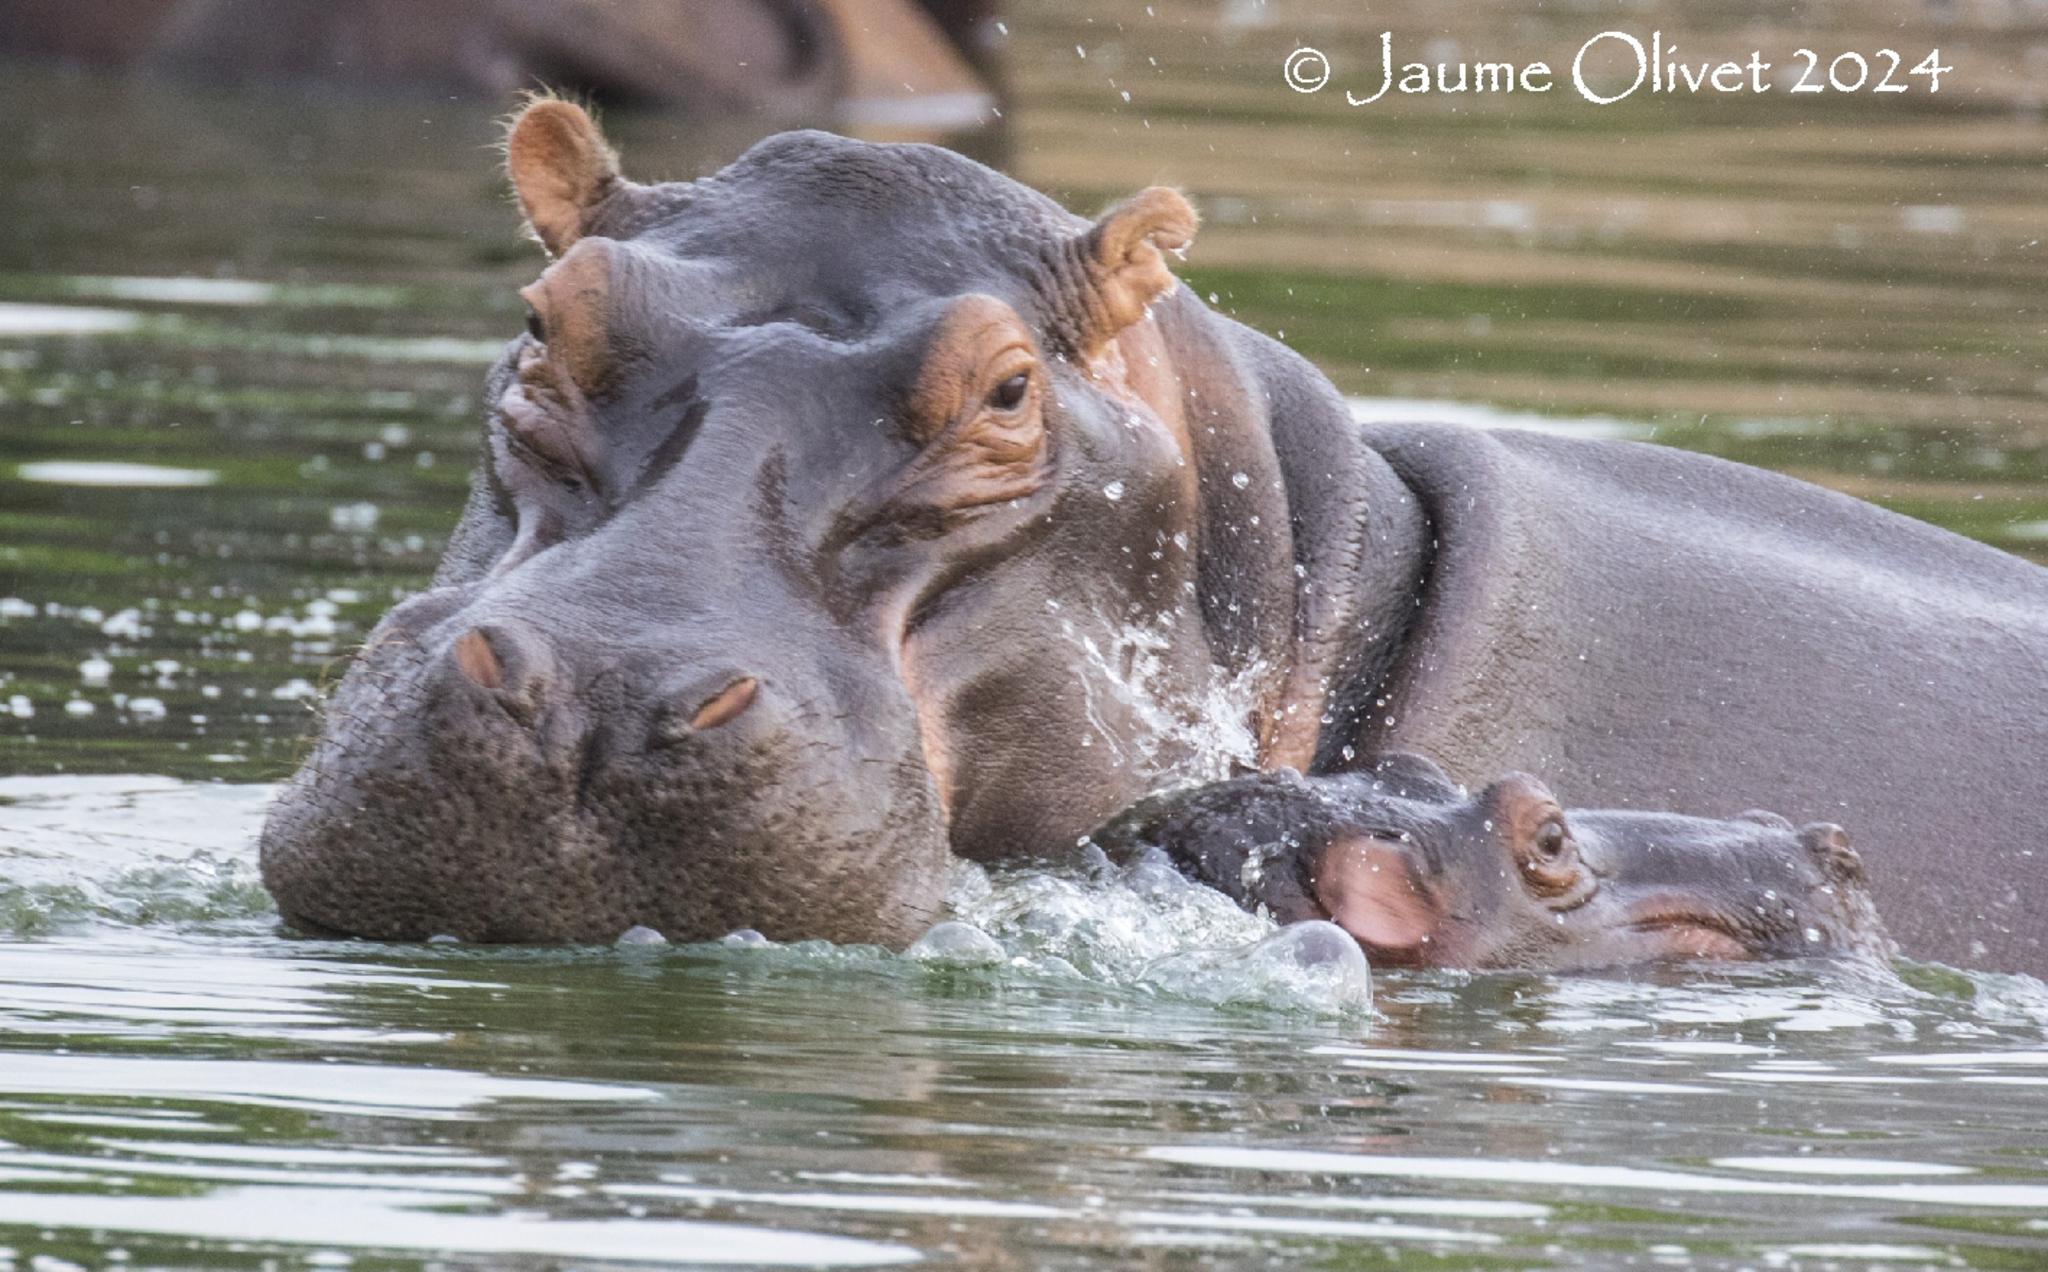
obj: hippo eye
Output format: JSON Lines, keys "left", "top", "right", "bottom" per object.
{"left": 1515, "top": 812, "right": 1581, "bottom": 898}
{"left": 989, "top": 372, "right": 1030, "bottom": 412}
{"left": 524, "top": 306, "right": 546, "bottom": 342}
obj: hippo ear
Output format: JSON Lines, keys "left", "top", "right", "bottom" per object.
{"left": 507, "top": 98, "right": 623, "bottom": 257}
{"left": 1073, "top": 187, "right": 1198, "bottom": 356}
{"left": 1799, "top": 822, "right": 1865, "bottom": 886}
{"left": 1314, "top": 835, "right": 1439, "bottom": 966}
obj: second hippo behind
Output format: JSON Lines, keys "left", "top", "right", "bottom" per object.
{"left": 1089, "top": 754, "right": 1893, "bottom": 972}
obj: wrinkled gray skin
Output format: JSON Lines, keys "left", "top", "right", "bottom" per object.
{"left": 264, "top": 114, "right": 2048, "bottom": 973}
{"left": 1090, "top": 754, "right": 1892, "bottom": 970}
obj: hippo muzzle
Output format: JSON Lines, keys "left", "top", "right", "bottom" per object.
{"left": 261, "top": 538, "right": 952, "bottom": 943}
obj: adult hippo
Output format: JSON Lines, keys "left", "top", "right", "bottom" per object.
{"left": 261, "top": 100, "right": 2048, "bottom": 973}
{"left": 1088, "top": 754, "right": 1893, "bottom": 970}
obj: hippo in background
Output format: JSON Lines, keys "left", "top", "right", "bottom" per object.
{"left": 0, "top": 0, "right": 999, "bottom": 133}
{"left": 1088, "top": 754, "right": 1893, "bottom": 971}
{"left": 260, "top": 101, "right": 2048, "bottom": 974}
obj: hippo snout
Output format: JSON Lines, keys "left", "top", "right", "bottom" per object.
{"left": 259, "top": 597, "right": 949, "bottom": 947}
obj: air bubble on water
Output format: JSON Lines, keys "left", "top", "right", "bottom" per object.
{"left": 427, "top": 934, "right": 461, "bottom": 945}
{"left": 78, "top": 656, "right": 112, "bottom": 687}
{"left": 906, "top": 920, "right": 1006, "bottom": 965}
{"left": 271, "top": 678, "right": 317, "bottom": 702}
{"left": 615, "top": 925, "right": 667, "bottom": 947}
{"left": 1143, "top": 922, "right": 1371, "bottom": 1011}
{"left": 721, "top": 928, "right": 771, "bottom": 948}
{"left": 127, "top": 698, "right": 167, "bottom": 721}
{"left": 0, "top": 597, "right": 34, "bottom": 620}
{"left": 7, "top": 694, "right": 31, "bottom": 718}
{"left": 231, "top": 610, "right": 262, "bottom": 633}
{"left": 1125, "top": 852, "right": 1190, "bottom": 897}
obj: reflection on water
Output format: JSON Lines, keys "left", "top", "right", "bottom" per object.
{"left": 4, "top": 0, "right": 2048, "bottom": 1264}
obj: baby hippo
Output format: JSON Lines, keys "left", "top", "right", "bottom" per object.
{"left": 1090, "top": 754, "right": 1891, "bottom": 970}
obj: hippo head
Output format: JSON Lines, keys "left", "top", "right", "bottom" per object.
{"left": 260, "top": 102, "right": 1329, "bottom": 944}
{"left": 1310, "top": 756, "right": 1892, "bottom": 969}
{"left": 1091, "top": 754, "right": 1892, "bottom": 970}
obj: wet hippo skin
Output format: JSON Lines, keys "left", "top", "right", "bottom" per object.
{"left": 1089, "top": 754, "right": 1893, "bottom": 971}
{"left": 261, "top": 100, "right": 2048, "bottom": 974}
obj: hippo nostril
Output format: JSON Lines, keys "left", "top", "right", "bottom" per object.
{"left": 451, "top": 628, "right": 503, "bottom": 689}
{"left": 688, "top": 677, "right": 759, "bottom": 731}
{"left": 447, "top": 623, "right": 556, "bottom": 725}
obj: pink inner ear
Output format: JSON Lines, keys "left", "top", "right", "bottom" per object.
{"left": 1314, "top": 837, "right": 1439, "bottom": 960}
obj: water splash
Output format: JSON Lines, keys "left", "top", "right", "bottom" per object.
{"left": 1057, "top": 615, "right": 1264, "bottom": 788}
{"left": 945, "top": 857, "right": 1371, "bottom": 1013}
{"left": 0, "top": 777, "right": 277, "bottom": 938}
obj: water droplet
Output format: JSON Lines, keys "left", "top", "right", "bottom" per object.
{"left": 1103, "top": 480, "right": 1126, "bottom": 501}
{"left": 1230, "top": 471, "right": 1251, "bottom": 490}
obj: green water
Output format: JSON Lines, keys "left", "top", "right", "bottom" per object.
{"left": 5, "top": 1, "right": 2048, "bottom": 1266}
